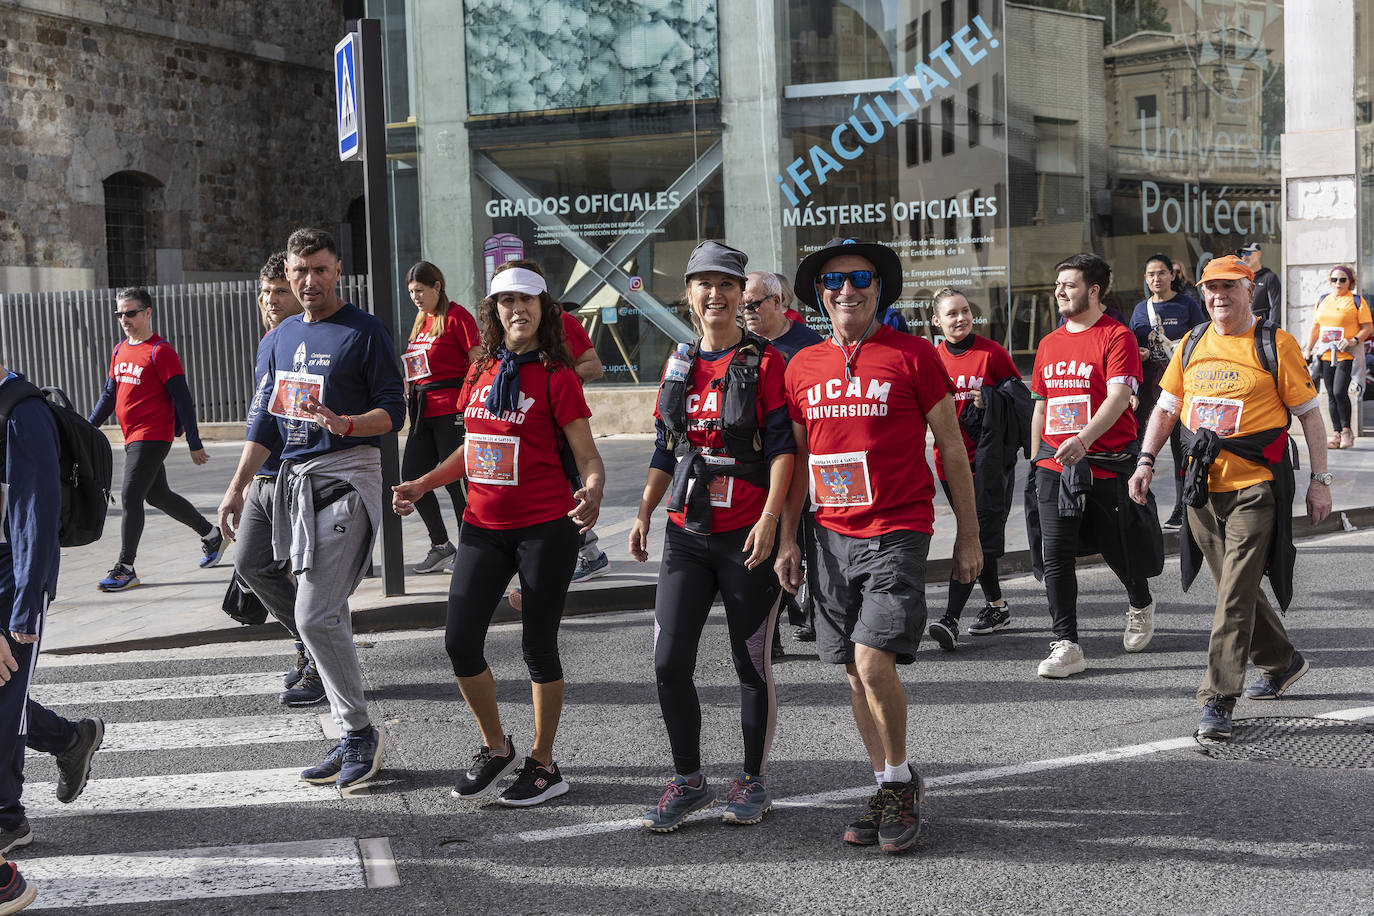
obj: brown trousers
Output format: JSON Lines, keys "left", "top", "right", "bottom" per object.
{"left": 1188, "top": 481, "right": 1297, "bottom": 703}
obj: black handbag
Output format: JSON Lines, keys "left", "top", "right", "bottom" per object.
{"left": 222, "top": 572, "right": 269, "bottom": 626}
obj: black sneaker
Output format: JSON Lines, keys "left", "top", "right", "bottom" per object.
{"left": 452, "top": 736, "right": 519, "bottom": 799}
{"left": 200, "top": 530, "right": 227, "bottom": 568}
{"left": 55, "top": 717, "right": 104, "bottom": 804}
{"left": 497, "top": 757, "right": 570, "bottom": 807}
{"left": 279, "top": 663, "right": 326, "bottom": 706}
{"left": 0, "top": 818, "right": 31, "bottom": 856}
{"left": 283, "top": 641, "right": 309, "bottom": 689}
{"left": 929, "top": 617, "right": 958, "bottom": 651}
{"left": 1198, "top": 695, "right": 1235, "bottom": 739}
{"left": 967, "top": 602, "right": 1011, "bottom": 635}
{"left": 1242, "top": 651, "right": 1310, "bottom": 700}
{"left": 337, "top": 725, "right": 385, "bottom": 789}
{"left": 794, "top": 624, "right": 816, "bottom": 642}
{"left": 0, "top": 861, "right": 35, "bottom": 914}
{"left": 843, "top": 790, "right": 886, "bottom": 846}
{"left": 1163, "top": 506, "right": 1185, "bottom": 530}
{"left": 877, "top": 771, "right": 925, "bottom": 854}
{"left": 300, "top": 741, "right": 345, "bottom": 784}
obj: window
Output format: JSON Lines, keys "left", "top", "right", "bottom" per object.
{"left": 968, "top": 85, "right": 981, "bottom": 148}
{"left": 921, "top": 108, "right": 933, "bottom": 163}
{"left": 1135, "top": 93, "right": 1158, "bottom": 128}
{"left": 941, "top": 97, "right": 955, "bottom": 155}
{"left": 103, "top": 172, "right": 151, "bottom": 288}
{"left": 941, "top": 0, "right": 953, "bottom": 43}
{"left": 1035, "top": 118, "right": 1080, "bottom": 175}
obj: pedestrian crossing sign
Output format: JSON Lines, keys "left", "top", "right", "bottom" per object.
{"left": 335, "top": 32, "right": 363, "bottom": 162}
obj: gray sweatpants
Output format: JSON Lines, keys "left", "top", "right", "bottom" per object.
{"left": 234, "top": 476, "right": 298, "bottom": 636}
{"left": 296, "top": 489, "right": 374, "bottom": 733}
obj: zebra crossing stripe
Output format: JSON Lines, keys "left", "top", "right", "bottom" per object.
{"left": 27, "top": 715, "right": 325, "bottom": 757}
{"left": 31, "top": 672, "right": 283, "bottom": 707}
{"left": 24, "top": 768, "right": 335, "bottom": 818}
{"left": 21, "top": 836, "right": 398, "bottom": 909}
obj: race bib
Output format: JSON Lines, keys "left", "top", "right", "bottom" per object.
{"left": 402, "top": 347, "right": 432, "bottom": 382}
{"left": 268, "top": 371, "right": 326, "bottom": 422}
{"left": 1045, "top": 394, "right": 1091, "bottom": 436}
{"left": 809, "top": 451, "right": 873, "bottom": 508}
{"left": 687, "top": 454, "right": 735, "bottom": 508}
{"left": 1320, "top": 325, "right": 1344, "bottom": 344}
{"left": 466, "top": 433, "right": 519, "bottom": 486}
{"left": 1187, "top": 396, "right": 1243, "bottom": 436}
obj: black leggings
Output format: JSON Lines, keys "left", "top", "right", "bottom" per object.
{"left": 1035, "top": 466, "right": 1152, "bottom": 643}
{"left": 1321, "top": 359, "right": 1354, "bottom": 430}
{"left": 445, "top": 516, "right": 580, "bottom": 684}
{"left": 402, "top": 413, "right": 466, "bottom": 546}
{"left": 119, "top": 440, "right": 212, "bottom": 565}
{"left": 940, "top": 477, "right": 1008, "bottom": 619}
{"left": 654, "top": 522, "right": 780, "bottom": 778}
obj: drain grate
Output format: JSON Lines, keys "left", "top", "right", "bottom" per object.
{"left": 1195, "top": 716, "right": 1374, "bottom": 767}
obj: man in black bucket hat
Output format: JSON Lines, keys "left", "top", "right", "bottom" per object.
{"left": 776, "top": 237, "right": 982, "bottom": 854}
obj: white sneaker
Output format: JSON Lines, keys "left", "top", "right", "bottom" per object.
{"left": 1123, "top": 600, "right": 1155, "bottom": 653}
{"left": 1037, "top": 639, "right": 1086, "bottom": 678}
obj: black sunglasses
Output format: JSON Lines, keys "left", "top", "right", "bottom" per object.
{"left": 1330, "top": 276, "right": 1350, "bottom": 284}
{"left": 742, "top": 296, "right": 774, "bottom": 311}
{"left": 818, "top": 270, "right": 875, "bottom": 290}
{"left": 114, "top": 307, "right": 147, "bottom": 318}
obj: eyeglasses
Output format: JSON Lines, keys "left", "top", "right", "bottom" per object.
{"left": 114, "top": 307, "right": 147, "bottom": 318}
{"left": 742, "top": 296, "right": 774, "bottom": 312}
{"left": 1329, "top": 276, "right": 1350, "bottom": 284}
{"left": 818, "top": 270, "right": 875, "bottom": 290}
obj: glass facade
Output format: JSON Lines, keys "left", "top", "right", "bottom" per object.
{"left": 386, "top": 0, "right": 1288, "bottom": 380}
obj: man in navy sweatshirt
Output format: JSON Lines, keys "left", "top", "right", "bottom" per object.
{"left": 0, "top": 368, "right": 105, "bottom": 860}
{"left": 217, "top": 228, "right": 405, "bottom": 791}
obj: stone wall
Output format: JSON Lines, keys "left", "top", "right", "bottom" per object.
{"left": 0, "top": 0, "right": 362, "bottom": 292}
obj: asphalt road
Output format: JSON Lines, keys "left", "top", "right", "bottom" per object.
{"left": 21, "top": 524, "right": 1374, "bottom": 914}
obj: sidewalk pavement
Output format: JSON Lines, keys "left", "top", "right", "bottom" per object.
{"left": 42, "top": 431, "right": 1374, "bottom": 656}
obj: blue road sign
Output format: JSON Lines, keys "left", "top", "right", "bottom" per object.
{"left": 335, "top": 33, "right": 362, "bottom": 162}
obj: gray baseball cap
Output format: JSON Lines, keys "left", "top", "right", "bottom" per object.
{"left": 683, "top": 240, "right": 748, "bottom": 283}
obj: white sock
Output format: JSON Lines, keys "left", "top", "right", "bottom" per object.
{"left": 883, "top": 759, "right": 911, "bottom": 784}
{"left": 873, "top": 771, "right": 884, "bottom": 787}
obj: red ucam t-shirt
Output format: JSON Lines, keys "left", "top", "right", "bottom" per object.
{"left": 1031, "top": 314, "right": 1142, "bottom": 478}
{"left": 655, "top": 341, "right": 789, "bottom": 534}
{"left": 459, "top": 359, "right": 591, "bottom": 530}
{"left": 109, "top": 334, "right": 185, "bottom": 443}
{"left": 933, "top": 336, "right": 1021, "bottom": 480}
{"left": 403, "top": 304, "right": 481, "bottom": 417}
{"left": 785, "top": 325, "right": 954, "bottom": 537}
{"left": 562, "top": 311, "right": 593, "bottom": 360}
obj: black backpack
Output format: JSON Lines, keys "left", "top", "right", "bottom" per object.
{"left": 0, "top": 380, "right": 114, "bottom": 548}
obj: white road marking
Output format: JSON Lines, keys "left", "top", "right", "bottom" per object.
{"left": 31, "top": 672, "right": 284, "bottom": 706}
{"left": 24, "top": 768, "right": 336, "bottom": 818}
{"left": 359, "top": 836, "right": 401, "bottom": 888}
{"left": 23, "top": 837, "right": 382, "bottom": 910}
{"left": 27, "top": 715, "right": 324, "bottom": 757}
{"left": 512, "top": 705, "right": 1374, "bottom": 843}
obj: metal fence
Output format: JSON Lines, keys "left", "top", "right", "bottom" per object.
{"left": 0, "top": 276, "right": 371, "bottom": 423}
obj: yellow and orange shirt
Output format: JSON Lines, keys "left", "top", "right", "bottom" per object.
{"left": 1311, "top": 292, "right": 1372, "bottom": 363}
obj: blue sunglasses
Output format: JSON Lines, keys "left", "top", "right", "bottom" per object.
{"left": 818, "top": 270, "right": 875, "bottom": 290}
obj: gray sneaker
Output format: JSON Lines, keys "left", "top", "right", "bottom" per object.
{"left": 641, "top": 775, "right": 714, "bottom": 833}
{"left": 721, "top": 773, "right": 772, "bottom": 825}
{"left": 0, "top": 818, "right": 31, "bottom": 855}
{"left": 414, "top": 542, "right": 456, "bottom": 574}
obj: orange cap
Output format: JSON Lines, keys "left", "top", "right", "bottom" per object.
{"left": 1198, "top": 254, "right": 1254, "bottom": 285}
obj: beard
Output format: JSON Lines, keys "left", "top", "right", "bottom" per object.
{"left": 1057, "top": 296, "right": 1091, "bottom": 318}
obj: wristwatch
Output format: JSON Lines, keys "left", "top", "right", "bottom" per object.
{"left": 1311, "top": 472, "right": 1333, "bottom": 486}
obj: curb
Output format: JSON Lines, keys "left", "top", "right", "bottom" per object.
{"left": 49, "top": 505, "right": 1374, "bottom": 656}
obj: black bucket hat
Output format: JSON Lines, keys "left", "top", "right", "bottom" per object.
{"left": 683, "top": 240, "right": 749, "bottom": 284}
{"left": 793, "top": 237, "right": 903, "bottom": 310}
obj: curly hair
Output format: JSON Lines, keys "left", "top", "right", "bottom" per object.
{"left": 468, "top": 259, "right": 572, "bottom": 384}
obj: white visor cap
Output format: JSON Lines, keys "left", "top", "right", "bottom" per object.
{"left": 488, "top": 267, "right": 548, "bottom": 298}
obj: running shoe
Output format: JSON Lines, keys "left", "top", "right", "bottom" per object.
{"left": 1243, "top": 651, "right": 1310, "bottom": 699}
{"left": 1037, "top": 639, "right": 1086, "bottom": 678}
{"left": 452, "top": 736, "right": 519, "bottom": 799}
{"left": 793, "top": 623, "right": 816, "bottom": 642}
{"left": 721, "top": 773, "right": 772, "bottom": 825}
{"left": 571, "top": 550, "right": 610, "bottom": 583}
{"left": 929, "top": 616, "right": 958, "bottom": 651}
{"left": 300, "top": 741, "right": 346, "bottom": 784}
{"left": 0, "top": 820, "right": 30, "bottom": 856}
{"left": 97, "top": 563, "right": 139, "bottom": 592}
{"left": 641, "top": 775, "right": 713, "bottom": 833}
{"left": 283, "top": 641, "right": 309, "bottom": 689}
{"left": 967, "top": 602, "right": 1011, "bottom": 635}
{"left": 1163, "top": 506, "right": 1185, "bottom": 529}
{"left": 1123, "top": 600, "right": 1155, "bottom": 653}
{"left": 497, "top": 758, "right": 570, "bottom": 807}
{"left": 843, "top": 790, "right": 886, "bottom": 845}
{"left": 414, "top": 542, "right": 456, "bottom": 574}
{"left": 877, "top": 772, "right": 925, "bottom": 854}
{"left": 55, "top": 717, "right": 104, "bottom": 804}
{"left": 1198, "top": 695, "right": 1234, "bottom": 739}
{"left": 279, "top": 663, "right": 326, "bottom": 706}
{"left": 200, "top": 530, "right": 227, "bottom": 568}
{"left": 337, "top": 725, "right": 385, "bottom": 789}
{"left": 0, "top": 861, "right": 35, "bottom": 915}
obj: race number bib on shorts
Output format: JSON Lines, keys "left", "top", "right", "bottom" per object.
{"left": 268, "top": 371, "right": 326, "bottom": 422}
{"left": 686, "top": 454, "right": 735, "bottom": 508}
{"left": 1045, "top": 394, "right": 1092, "bottom": 436}
{"left": 402, "top": 347, "right": 432, "bottom": 382}
{"left": 466, "top": 433, "right": 519, "bottom": 486}
{"left": 1187, "top": 396, "right": 1243, "bottom": 436}
{"left": 809, "top": 451, "right": 873, "bottom": 508}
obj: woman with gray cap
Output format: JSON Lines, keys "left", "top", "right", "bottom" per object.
{"left": 629, "top": 240, "right": 796, "bottom": 833}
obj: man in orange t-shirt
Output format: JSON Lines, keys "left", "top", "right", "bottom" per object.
{"left": 1129, "top": 255, "right": 1331, "bottom": 740}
